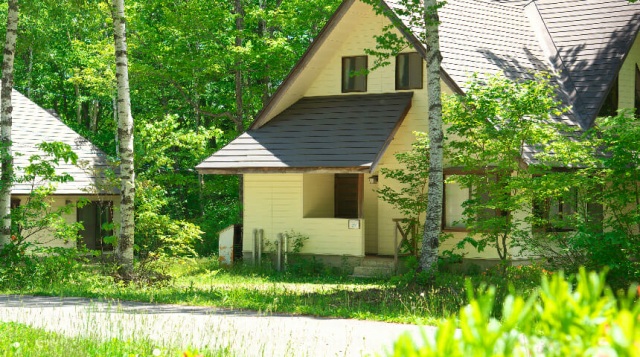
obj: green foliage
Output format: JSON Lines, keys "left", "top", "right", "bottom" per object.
{"left": 0, "top": 0, "right": 341, "bottom": 263}
{"left": 444, "top": 73, "right": 581, "bottom": 261}
{"left": 135, "top": 180, "right": 203, "bottom": 259}
{"left": 378, "top": 133, "right": 430, "bottom": 256}
{"left": 388, "top": 269, "right": 640, "bottom": 356}
{"left": 11, "top": 142, "right": 82, "bottom": 245}
{"left": 0, "top": 322, "right": 221, "bottom": 357}
{"left": 0, "top": 141, "right": 89, "bottom": 290}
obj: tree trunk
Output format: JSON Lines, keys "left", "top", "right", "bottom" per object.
{"left": 90, "top": 99, "right": 99, "bottom": 132}
{"left": 26, "top": 46, "right": 32, "bottom": 98}
{"left": 235, "top": 0, "right": 244, "bottom": 204}
{"left": 75, "top": 82, "right": 82, "bottom": 125}
{"left": 112, "top": 0, "right": 135, "bottom": 281}
{"left": 0, "top": 0, "right": 18, "bottom": 246}
{"left": 420, "top": 0, "right": 443, "bottom": 278}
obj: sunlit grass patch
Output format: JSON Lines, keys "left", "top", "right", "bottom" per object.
{"left": 0, "top": 322, "right": 218, "bottom": 357}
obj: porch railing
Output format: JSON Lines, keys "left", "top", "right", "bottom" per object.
{"left": 393, "top": 218, "right": 418, "bottom": 273}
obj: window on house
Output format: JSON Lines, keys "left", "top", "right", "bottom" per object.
{"left": 443, "top": 174, "right": 502, "bottom": 230}
{"left": 599, "top": 76, "right": 619, "bottom": 117}
{"left": 443, "top": 179, "right": 468, "bottom": 229}
{"left": 396, "top": 52, "right": 423, "bottom": 90}
{"left": 77, "top": 201, "right": 113, "bottom": 251}
{"left": 342, "top": 56, "right": 367, "bottom": 93}
{"left": 533, "top": 189, "right": 578, "bottom": 232}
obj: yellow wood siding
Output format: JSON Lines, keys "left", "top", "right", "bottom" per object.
{"left": 363, "top": 174, "right": 378, "bottom": 254}
{"left": 244, "top": 174, "right": 364, "bottom": 256}
{"left": 303, "top": 174, "right": 334, "bottom": 218}
{"left": 619, "top": 34, "right": 640, "bottom": 110}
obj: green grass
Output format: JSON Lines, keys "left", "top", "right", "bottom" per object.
{"left": 0, "top": 321, "right": 218, "bottom": 357}
{"left": 4, "top": 257, "right": 544, "bottom": 325}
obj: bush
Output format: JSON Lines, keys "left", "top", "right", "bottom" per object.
{"left": 0, "top": 244, "right": 86, "bottom": 290}
{"left": 387, "top": 269, "right": 640, "bottom": 356}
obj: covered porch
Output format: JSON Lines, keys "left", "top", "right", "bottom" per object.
{"left": 196, "top": 93, "right": 414, "bottom": 263}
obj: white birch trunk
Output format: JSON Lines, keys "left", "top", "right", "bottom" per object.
{"left": 420, "top": 0, "right": 443, "bottom": 276}
{"left": 0, "top": 0, "right": 18, "bottom": 246}
{"left": 112, "top": 0, "right": 135, "bottom": 280}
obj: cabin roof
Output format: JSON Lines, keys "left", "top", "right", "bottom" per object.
{"left": 196, "top": 93, "right": 413, "bottom": 174}
{"left": 12, "top": 90, "right": 115, "bottom": 195}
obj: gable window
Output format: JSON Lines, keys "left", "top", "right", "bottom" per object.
{"left": 342, "top": 56, "right": 367, "bottom": 93}
{"left": 396, "top": 52, "right": 423, "bottom": 90}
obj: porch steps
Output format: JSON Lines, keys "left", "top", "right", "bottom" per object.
{"left": 351, "top": 257, "right": 395, "bottom": 278}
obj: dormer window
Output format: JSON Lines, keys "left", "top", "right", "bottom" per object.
{"left": 396, "top": 52, "right": 423, "bottom": 90}
{"left": 342, "top": 56, "right": 367, "bottom": 93}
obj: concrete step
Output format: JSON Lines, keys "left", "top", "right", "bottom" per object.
{"left": 351, "top": 265, "right": 394, "bottom": 278}
{"left": 360, "top": 257, "right": 395, "bottom": 268}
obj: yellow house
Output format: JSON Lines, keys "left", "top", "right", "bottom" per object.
{"left": 197, "top": 0, "right": 640, "bottom": 271}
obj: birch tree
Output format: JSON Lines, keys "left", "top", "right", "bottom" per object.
{"left": 420, "top": 0, "right": 444, "bottom": 278}
{"left": 0, "top": 0, "right": 18, "bottom": 246}
{"left": 112, "top": 0, "right": 135, "bottom": 280}
{"left": 364, "top": 0, "right": 444, "bottom": 278}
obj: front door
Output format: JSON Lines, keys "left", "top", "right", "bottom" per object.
{"left": 77, "top": 201, "right": 113, "bottom": 251}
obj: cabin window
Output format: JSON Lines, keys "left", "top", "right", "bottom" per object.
{"left": 598, "top": 76, "right": 618, "bottom": 117}
{"left": 396, "top": 52, "right": 423, "bottom": 90}
{"left": 342, "top": 56, "right": 367, "bottom": 93}
{"left": 533, "top": 189, "right": 578, "bottom": 232}
{"left": 443, "top": 174, "right": 502, "bottom": 230}
{"left": 334, "top": 174, "right": 362, "bottom": 219}
{"left": 443, "top": 179, "right": 468, "bottom": 229}
{"left": 77, "top": 201, "right": 113, "bottom": 251}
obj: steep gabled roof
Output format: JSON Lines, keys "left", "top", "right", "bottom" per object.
{"left": 197, "top": 93, "right": 413, "bottom": 174}
{"left": 12, "top": 90, "right": 114, "bottom": 195}
{"left": 532, "top": 0, "right": 640, "bottom": 126}
{"left": 386, "top": 0, "right": 640, "bottom": 128}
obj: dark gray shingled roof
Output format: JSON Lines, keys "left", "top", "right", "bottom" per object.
{"left": 533, "top": 0, "right": 640, "bottom": 126}
{"left": 196, "top": 93, "right": 413, "bottom": 174}
{"left": 12, "top": 90, "right": 114, "bottom": 194}
{"left": 386, "top": 0, "right": 640, "bottom": 128}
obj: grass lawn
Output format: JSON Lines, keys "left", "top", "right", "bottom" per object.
{"left": 0, "top": 321, "right": 217, "bottom": 357}
{"left": 4, "top": 257, "right": 545, "bottom": 325}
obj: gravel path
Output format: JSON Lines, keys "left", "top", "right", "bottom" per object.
{"left": 0, "top": 295, "right": 431, "bottom": 356}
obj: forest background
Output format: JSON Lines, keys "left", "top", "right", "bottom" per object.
{"left": 0, "top": 0, "right": 342, "bottom": 256}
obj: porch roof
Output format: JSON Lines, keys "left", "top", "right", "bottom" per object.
{"left": 196, "top": 92, "right": 413, "bottom": 174}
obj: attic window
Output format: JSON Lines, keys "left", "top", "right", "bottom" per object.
{"left": 342, "top": 56, "right": 367, "bottom": 93}
{"left": 396, "top": 52, "right": 423, "bottom": 90}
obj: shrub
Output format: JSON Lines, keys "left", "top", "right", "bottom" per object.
{"left": 387, "top": 269, "right": 640, "bottom": 356}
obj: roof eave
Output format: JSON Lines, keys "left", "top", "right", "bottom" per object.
{"left": 196, "top": 166, "right": 371, "bottom": 175}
